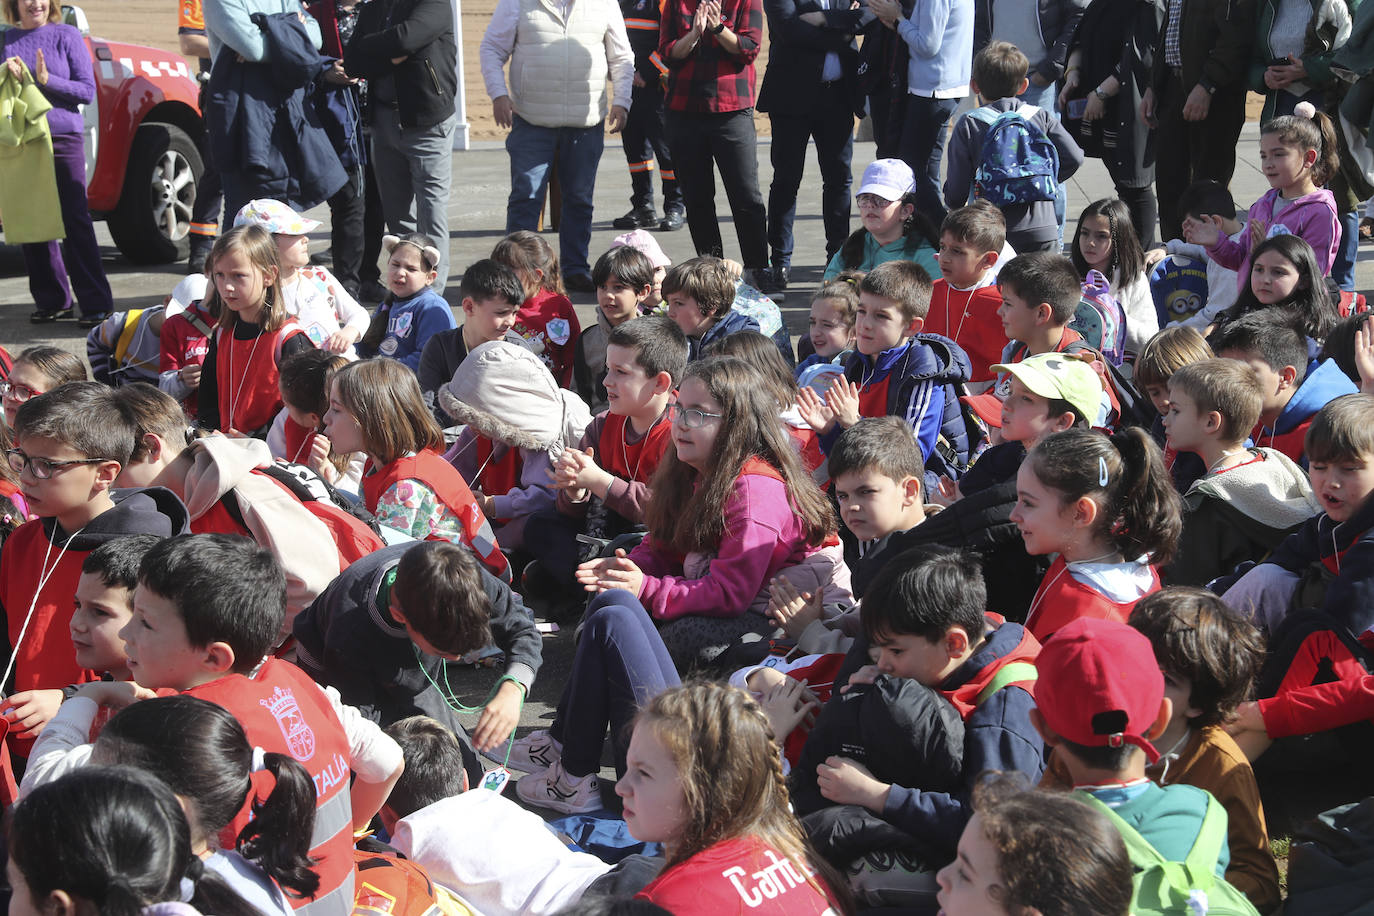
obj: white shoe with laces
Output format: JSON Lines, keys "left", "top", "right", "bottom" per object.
{"left": 486, "top": 729, "right": 562, "bottom": 773}
{"left": 515, "top": 759, "right": 603, "bottom": 814}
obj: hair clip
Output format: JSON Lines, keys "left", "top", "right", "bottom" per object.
{"left": 1294, "top": 100, "right": 1317, "bottom": 120}
{"left": 1098, "top": 455, "right": 1109, "bottom": 487}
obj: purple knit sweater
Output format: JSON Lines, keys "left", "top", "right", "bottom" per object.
{"left": 0, "top": 23, "right": 93, "bottom": 136}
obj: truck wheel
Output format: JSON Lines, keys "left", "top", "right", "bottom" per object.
{"left": 107, "top": 123, "right": 202, "bottom": 265}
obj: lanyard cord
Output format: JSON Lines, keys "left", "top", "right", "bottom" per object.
{"left": 413, "top": 644, "right": 522, "bottom": 769}
{"left": 2, "top": 524, "right": 86, "bottom": 693}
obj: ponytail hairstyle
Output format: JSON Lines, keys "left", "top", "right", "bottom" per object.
{"left": 1263, "top": 103, "right": 1340, "bottom": 187}
{"left": 645, "top": 356, "right": 836, "bottom": 554}
{"left": 839, "top": 191, "right": 940, "bottom": 271}
{"left": 1026, "top": 427, "right": 1183, "bottom": 566}
{"left": 9, "top": 765, "right": 264, "bottom": 916}
{"left": 492, "top": 229, "right": 564, "bottom": 298}
{"left": 636, "top": 682, "right": 852, "bottom": 911}
{"left": 1071, "top": 197, "right": 1146, "bottom": 284}
{"left": 330, "top": 357, "right": 445, "bottom": 465}
{"left": 210, "top": 225, "right": 286, "bottom": 332}
{"left": 1226, "top": 233, "right": 1337, "bottom": 341}
{"left": 94, "top": 695, "right": 321, "bottom": 900}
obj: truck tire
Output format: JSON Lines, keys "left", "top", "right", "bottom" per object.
{"left": 107, "top": 123, "right": 202, "bottom": 265}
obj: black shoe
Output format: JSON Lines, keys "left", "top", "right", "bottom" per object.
{"left": 564, "top": 273, "right": 596, "bottom": 294}
{"left": 756, "top": 266, "right": 789, "bottom": 298}
{"left": 310, "top": 247, "right": 333, "bottom": 266}
{"left": 187, "top": 236, "right": 215, "bottom": 275}
{"left": 359, "top": 279, "right": 389, "bottom": 302}
{"left": 77, "top": 312, "right": 112, "bottom": 329}
{"left": 30, "top": 308, "right": 71, "bottom": 324}
{"left": 612, "top": 207, "right": 657, "bottom": 230}
{"left": 658, "top": 208, "right": 686, "bottom": 232}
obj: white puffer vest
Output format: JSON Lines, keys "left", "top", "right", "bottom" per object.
{"left": 510, "top": 0, "right": 612, "bottom": 128}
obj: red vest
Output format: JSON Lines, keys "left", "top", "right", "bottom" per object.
{"left": 281, "top": 415, "right": 318, "bottom": 465}
{"left": 598, "top": 413, "right": 672, "bottom": 483}
{"left": 214, "top": 322, "right": 307, "bottom": 433}
{"left": 925, "top": 283, "right": 1007, "bottom": 383}
{"left": 1023, "top": 556, "right": 1160, "bottom": 643}
{"left": 0, "top": 522, "right": 98, "bottom": 694}
{"left": 188, "top": 659, "right": 356, "bottom": 916}
{"left": 1254, "top": 419, "right": 1311, "bottom": 465}
{"left": 856, "top": 371, "right": 895, "bottom": 421}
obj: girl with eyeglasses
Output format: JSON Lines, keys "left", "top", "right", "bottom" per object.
{"left": 508, "top": 356, "right": 849, "bottom": 816}
{"left": 2, "top": 346, "right": 86, "bottom": 429}
{"left": 822, "top": 159, "right": 941, "bottom": 283}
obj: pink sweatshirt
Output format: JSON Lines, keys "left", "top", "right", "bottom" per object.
{"left": 1207, "top": 187, "right": 1339, "bottom": 288}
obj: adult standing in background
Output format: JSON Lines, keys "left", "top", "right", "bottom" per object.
{"left": 178, "top": 0, "right": 223, "bottom": 274}
{"left": 869, "top": 0, "right": 974, "bottom": 223}
{"left": 1140, "top": 0, "right": 1255, "bottom": 242}
{"left": 973, "top": 0, "right": 1087, "bottom": 110}
{"left": 658, "top": 0, "right": 770, "bottom": 284}
{"left": 758, "top": 0, "right": 864, "bottom": 292}
{"left": 346, "top": 0, "right": 458, "bottom": 294}
{"left": 3, "top": 0, "right": 114, "bottom": 326}
{"left": 481, "top": 0, "right": 634, "bottom": 293}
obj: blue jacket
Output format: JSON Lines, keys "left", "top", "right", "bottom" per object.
{"left": 883, "top": 617, "right": 1044, "bottom": 859}
{"left": 1265, "top": 358, "right": 1358, "bottom": 447}
{"left": 688, "top": 307, "right": 761, "bottom": 361}
{"left": 363, "top": 288, "right": 457, "bottom": 371}
{"left": 1264, "top": 480, "right": 1374, "bottom": 636}
{"left": 205, "top": 12, "right": 347, "bottom": 210}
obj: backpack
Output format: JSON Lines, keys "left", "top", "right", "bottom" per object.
{"left": 1076, "top": 791, "right": 1261, "bottom": 916}
{"left": 1150, "top": 254, "right": 1210, "bottom": 326}
{"left": 255, "top": 459, "right": 386, "bottom": 538}
{"left": 973, "top": 661, "right": 1037, "bottom": 707}
{"left": 968, "top": 105, "right": 1060, "bottom": 206}
{"left": 1072, "top": 270, "right": 1128, "bottom": 366}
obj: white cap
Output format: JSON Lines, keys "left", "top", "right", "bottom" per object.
{"left": 857, "top": 158, "right": 916, "bottom": 201}
{"left": 166, "top": 273, "right": 209, "bottom": 318}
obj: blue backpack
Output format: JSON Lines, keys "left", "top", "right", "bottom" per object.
{"left": 968, "top": 105, "right": 1060, "bottom": 205}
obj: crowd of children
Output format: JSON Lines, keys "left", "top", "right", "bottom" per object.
{"left": 9, "top": 25, "right": 1374, "bottom": 913}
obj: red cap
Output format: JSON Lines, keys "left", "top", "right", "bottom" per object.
{"left": 960, "top": 392, "right": 1003, "bottom": 428}
{"left": 1035, "top": 617, "right": 1164, "bottom": 763}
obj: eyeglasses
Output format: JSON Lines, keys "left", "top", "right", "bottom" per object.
{"left": 0, "top": 380, "right": 42, "bottom": 403}
{"left": 667, "top": 403, "right": 723, "bottom": 429}
{"left": 5, "top": 449, "right": 110, "bottom": 480}
{"left": 856, "top": 193, "right": 895, "bottom": 209}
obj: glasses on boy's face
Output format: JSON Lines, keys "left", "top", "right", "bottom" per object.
{"left": 667, "top": 403, "right": 724, "bottom": 429}
{"left": 5, "top": 449, "right": 110, "bottom": 480}
{"left": 856, "top": 193, "right": 895, "bottom": 209}
{"left": 0, "top": 380, "right": 41, "bottom": 403}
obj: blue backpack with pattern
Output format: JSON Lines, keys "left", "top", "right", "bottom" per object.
{"left": 968, "top": 105, "right": 1059, "bottom": 206}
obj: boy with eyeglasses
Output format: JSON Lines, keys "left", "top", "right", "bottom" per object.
{"left": 0, "top": 382, "right": 188, "bottom": 758}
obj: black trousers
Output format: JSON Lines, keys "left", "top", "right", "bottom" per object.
{"left": 1154, "top": 72, "right": 1246, "bottom": 241}
{"left": 767, "top": 82, "right": 855, "bottom": 267}
{"left": 664, "top": 108, "right": 769, "bottom": 270}
{"left": 622, "top": 77, "right": 682, "bottom": 213}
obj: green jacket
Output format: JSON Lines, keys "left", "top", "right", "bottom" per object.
{"left": 1248, "top": 0, "right": 1358, "bottom": 116}
{"left": 0, "top": 58, "right": 64, "bottom": 243}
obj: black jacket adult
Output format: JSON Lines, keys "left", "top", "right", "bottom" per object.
{"left": 205, "top": 12, "right": 348, "bottom": 210}
{"left": 344, "top": 0, "right": 457, "bottom": 129}
{"left": 1147, "top": 0, "right": 1256, "bottom": 96}
{"left": 756, "top": 0, "right": 864, "bottom": 118}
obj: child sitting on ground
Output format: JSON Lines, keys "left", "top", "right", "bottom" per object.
{"left": 3, "top": 345, "right": 88, "bottom": 429}
{"left": 439, "top": 341, "right": 592, "bottom": 554}
{"left": 292, "top": 540, "right": 542, "bottom": 788}
{"left": 1162, "top": 358, "right": 1320, "bottom": 587}
{"left": 1072, "top": 198, "right": 1159, "bottom": 358}
{"left": 530, "top": 316, "right": 686, "bottom": 605}
{"left": 324, "top": 358, "right": 506, "bottom": 579}
{"left": 269, "top": 349, "right": 362, "bottom": 494}
{"left": 0, "top": 384, "right": 189, "bottom": 756}
{"left": 1034, "top": 617, "right": 1233, "bottom": 882}
{"left": 1211, "top": 308, "right": 1357, "bottom": 464}
{"left": 381, "top": 716, "right": 662, "bottom": 916}
{"left": 359, "top": 233, "right": 455, "bottom": 372}
{"left": 797, "top": 260, "right": 977, "bottom": 485}
{"left": 1147, "top": 181, "right": 1244, "bottom": 331}
{"left": 1215, "top": 233, "right": 1340, "bottom": 343}
{"left": 802, "top": 546, "right": 1043, "bottom": 867}
{"left": 574, "top": 246, "right": 657, "bottom": 413}
{"left": 158, "top": 273, "right": 216, "bottom": 418}
{"left": 416, "top": 259, "right": 524, "bottom": 424}
{"left": 824, "top": 159, "right": 940, "bottom": 282}
{"left": 935, "top": 776, "right": 1132, "bottom": 916}
{"left": 1013, "top": 428, "right": 1182, "bottom": 641}
{"left": 664, "top": 256, "right": 760, "bottom": 362}
{"left": 925, "top": 202, "right": 1009, "bottom": 387}
{"left": 121, "top": 534, "right": 406, "bottom": 913}
{"left": 943, "top": 41, "right": 1083, "bottom": 254}
{"left": 492, "top": 231, "right": 582, "bottom": 387}
{"left": 1040, "top": 588, "right": 1279, "bottom": 911}
{"left": 993, "top": 252, "right": 1089, "bottom": 389}
{"left": 87, "top": 300, "right": 170, "bottom": 387}
{"left": 795, "top": 278, "right": 859, "bottom": 388}
{"left": 234, "top": 199, "right": 369, "bottom": 357}
{"left": 1135, "top": 325, "right": 1213, "bottom": 492}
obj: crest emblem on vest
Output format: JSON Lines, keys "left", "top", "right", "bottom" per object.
{"left": 261, "top": 687, "right": 316, "bottom": 761}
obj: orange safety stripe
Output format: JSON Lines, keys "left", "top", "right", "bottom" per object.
{"left": 189, "top": 221, "right": 218, "bottom": 236}
{"left": 628, "top": 160, "right": 655, "bottom": 173}
{"left": 660, "top": 169, "right": 676, "bottom": 180}
{"left": 624, "top": 17, "right": 657, "bottom": 28}
{"left": 649, "top": 51, "right": 668, "bottom": 75}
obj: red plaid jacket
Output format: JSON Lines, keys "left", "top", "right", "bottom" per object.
{"left": 657, "top": 0, "right": 762, "bottom": 112}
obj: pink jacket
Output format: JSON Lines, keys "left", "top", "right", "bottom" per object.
{"left": 1207, "top": 187, "right": 1339, "bottom": 287}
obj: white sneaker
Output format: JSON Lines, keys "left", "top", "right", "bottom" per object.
{"left": 515, "top": 760, "right": 603, "bottom": 814}
{"left": 485, "top": 729, "right": 562, "bottom": 773}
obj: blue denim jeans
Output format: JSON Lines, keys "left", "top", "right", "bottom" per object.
{"left": 505, "top": 115, "right": 605, "bottom": 278}
{"left": 548, "top": 590, "right": 681, "bottom": 778}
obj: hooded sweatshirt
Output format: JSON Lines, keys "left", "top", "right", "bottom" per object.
{"left": 1252, "top": 358, "right": 1358, "bottom": 465}
{"left": 172, "top": 436, "right": 366, "bottom": 634}
{"left": 0, "top": 487, "right": 189, "bottom": 753}
{"left": 1207, "top": 187, "right": 1341, "bottom": 283}
{"left": 1168, "top": 447, "right": 1321, "bottom": 587}
{"left": 440, "top": 341, "right": 592, "bottom": 548}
